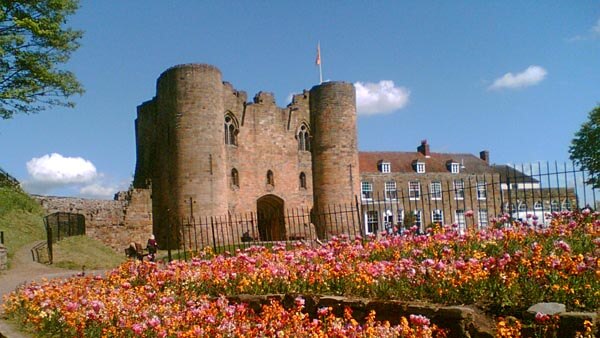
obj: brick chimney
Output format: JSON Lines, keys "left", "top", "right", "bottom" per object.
{"left": 417, "top": 140, "right": 430, "bottom": 157}
{"left": 480, "top": 150, "right": 489, "bottom": 164}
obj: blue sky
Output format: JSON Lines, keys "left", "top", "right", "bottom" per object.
{"left": 0, "top": 1, "right": 599, "bottom": 199}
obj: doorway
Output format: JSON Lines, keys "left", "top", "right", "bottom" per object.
{"left": 256, "top": 194, "right": 285, "bottom": 241}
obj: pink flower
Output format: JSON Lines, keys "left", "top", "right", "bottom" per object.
{"left": 90, "top": 300, "right": 103, "bottom": 313}
{"left": 535, "top": 312, "right": 550, "bottom": 324}
{"left": 132, "top": 323, "right": 144, "bottom": 335}
{"left": 295, "top": 296, "right": 305, "bottom": 308}
{"left": 147, "top": 316, "right": 161, "bottom": 328}
{"left": 409, "top": 314, "right": 430, "bottom": 326}
{"left": 465, "top": 210, "right": 474, "bottom": 217}
{"left": 65, "top": 301, "right": 79, "bottom": 312}
{"left": 317, "top": 307, "right": 330, "bottom": 317}
{"left": 554, "top": 240, "right": 571, "bottom": 253}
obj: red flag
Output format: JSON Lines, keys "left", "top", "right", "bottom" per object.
{"left": 315, "top": 43, "right": 321, "bottom": 66}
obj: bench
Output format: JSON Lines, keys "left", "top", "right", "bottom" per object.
{"left": 125, "top": 242, "right": 148, "bottom": 260}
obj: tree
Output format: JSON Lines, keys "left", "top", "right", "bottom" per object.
{"left": 0, "top": 0, "right": 83, "bottom": 119}
{"left": 569, "top": 104, "right": 600, "bottom": 188}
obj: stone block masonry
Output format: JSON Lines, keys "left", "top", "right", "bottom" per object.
{"left": 33, "top": 188, "right": 153, "bottom": 252}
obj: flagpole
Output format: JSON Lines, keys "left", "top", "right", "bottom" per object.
{"left": 319, "top": 61, "right": 323, "bottom": 84}
{"left": 316, "top": 42, "right": 323, "bottom": 84}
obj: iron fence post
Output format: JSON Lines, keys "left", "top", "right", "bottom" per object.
{"left": 167, "top": 220, "right": 172, "bottom": 262}
{"left": 47, "top": 226, "right": 53, "bottom": 264}
{"left": 211, "top": 217, "right": 217, "bottom": 253}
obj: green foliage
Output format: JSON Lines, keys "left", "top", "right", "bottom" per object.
{"left": 0, "top": 0, "right": 84, "bottom": 119}
{"left": 52, "top": 235, "right": 125, "bottom": 270}
{"left": 570, "top": 104, "right": 600, "bottom": 188}
{"left": 0, "top": 187, "right": 45, "bottom": 257}
{"left": 403, "top": 210, "right": 415, "bottom": 229}
{"left": 0, "top": 186, "right": 42, "bottom": 214}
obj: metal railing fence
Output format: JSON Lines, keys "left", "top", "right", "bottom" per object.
{"left": 170, "top": 161, "right": 598, "bottom": 260}
{"left": 43, "top": 212, "right": 86, "bottom": 264}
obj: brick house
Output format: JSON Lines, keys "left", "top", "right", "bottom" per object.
{"left": 358, "top": 140, "right": 501, "bottom": 234}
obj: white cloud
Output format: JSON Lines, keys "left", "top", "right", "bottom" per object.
{"left": 488, "top": 65, "right": 547, "bottom": 90}
{"left": 566, "top": 18, "right": 600, "bottom": 41}
{"left": 21, "top": 153, "right": 119, "bottom": 199}
{"left": 354, "top": 80, "right": 410, "bottom": 116}
{"left": 26, "top": 153, "right": 97, "bottom": 185}
{"left": 592, "top": 18, "right": 600, "bottom": 37}
{"left": 80, "top": 183, "right": 117, "bottom": 199}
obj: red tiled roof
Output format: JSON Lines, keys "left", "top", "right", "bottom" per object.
{"left": 358, "top": 151, "right": 494, "bottom": 174}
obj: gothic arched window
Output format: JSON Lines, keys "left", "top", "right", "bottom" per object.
{"left": 224, "top": 114, "right": 239, "bottom": 146}
{"left": 297, "top": 124, "right": 310, "bottom": 151}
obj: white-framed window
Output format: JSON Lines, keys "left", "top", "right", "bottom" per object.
{"left": 416, "top": 162, "right": 426, "bottom": 173}
{"left": 478, "top": 209, "right": 488, "bottom": 228}
{"left": 431, "top": 209, "right": 443, "bottom": 225}
{"left": 451, "top": 163, "right": 460, "bottom": 174}
{"left": 414, "top": 210, "right": 423, "bottom": 231}
{"left": 409, "top": 181, "right": 421, "bottom": 200}
{"left": 476, "top": 182, "right": 487, "bottom": 200}
{"left": 361, "top": 181, "right": 373, "bottom": 200}
{"left": 534, "top": 201, "right": 543, "bottom": 210}
{"left": 430, "top": 181, "right": 442, "bottom": 200}
{"left": 453, "top": 179, "right": 464, "bottom": 200}
{"left": 455, "top": 209, "right": 466, "bottom": 233}
{"left": 380, "top": 162, "right": 391, "bottom": 173}
{"left": 383, "top": 210, "right": 394, "bottom": 232}
{"left": 366, "top": 210, "right": 379, "bottom": 234}
{"left": 385, "top": 181, "right": 397, "bottom": 200}
{"left": 551, "top": 200, "right": 560, "bottom": 212}
{"left": 396, "top": 209, "right": 404, "bottom": 227}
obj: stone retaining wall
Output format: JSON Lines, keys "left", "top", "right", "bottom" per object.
{"left": 226, "top": 294, "right": 599, "bottom": 338}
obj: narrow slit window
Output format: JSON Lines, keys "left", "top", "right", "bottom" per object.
{"left": 231, "top": 168, "right": 239, "bottom": 188}
{"left": 299, "top": 172, "right": 307, "bottom": 189}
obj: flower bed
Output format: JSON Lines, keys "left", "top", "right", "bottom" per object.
{"left": 3, "top": 211, "right": 599, "bottom": 337}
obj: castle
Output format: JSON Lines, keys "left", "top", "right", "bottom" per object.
{"left": 133, "top": 64, "right": 360, "bottom": 245}
{"left": 132, "top": 63, "right": 578, "bottom": 248}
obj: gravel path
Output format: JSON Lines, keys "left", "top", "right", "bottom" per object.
{"left": 0, "top": 242, "right": 105, "bottom": 338}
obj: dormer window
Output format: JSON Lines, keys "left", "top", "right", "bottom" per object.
{"left": 416, "top": 162, "right": 425, "bottom": 173}
{"left": 378, "top": 161, "right": 391, "bottom": 173}
{"left": 450, "top": 162, "right": 460, "bottom": 174}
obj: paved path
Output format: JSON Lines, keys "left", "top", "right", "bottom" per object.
{"left": 0, "top": 242, "right": 105, "bottom": 338}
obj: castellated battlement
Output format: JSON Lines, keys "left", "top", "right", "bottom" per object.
{"left": 133, "top": 63, "right": 359, "bottom": 247}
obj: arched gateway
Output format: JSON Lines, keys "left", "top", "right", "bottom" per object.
{"left": 256, "top": 194, "right": 285, "bottom": 241}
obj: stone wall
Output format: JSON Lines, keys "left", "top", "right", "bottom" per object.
{"left": 33, "top": 188, "right": 153, "bottom": 252}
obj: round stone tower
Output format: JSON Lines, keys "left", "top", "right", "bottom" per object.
{"left": 154, "top": 64, "right": 228, "bottom": 247}
{"left": 309, "top": 82, "right": 360, "bottom": 237}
